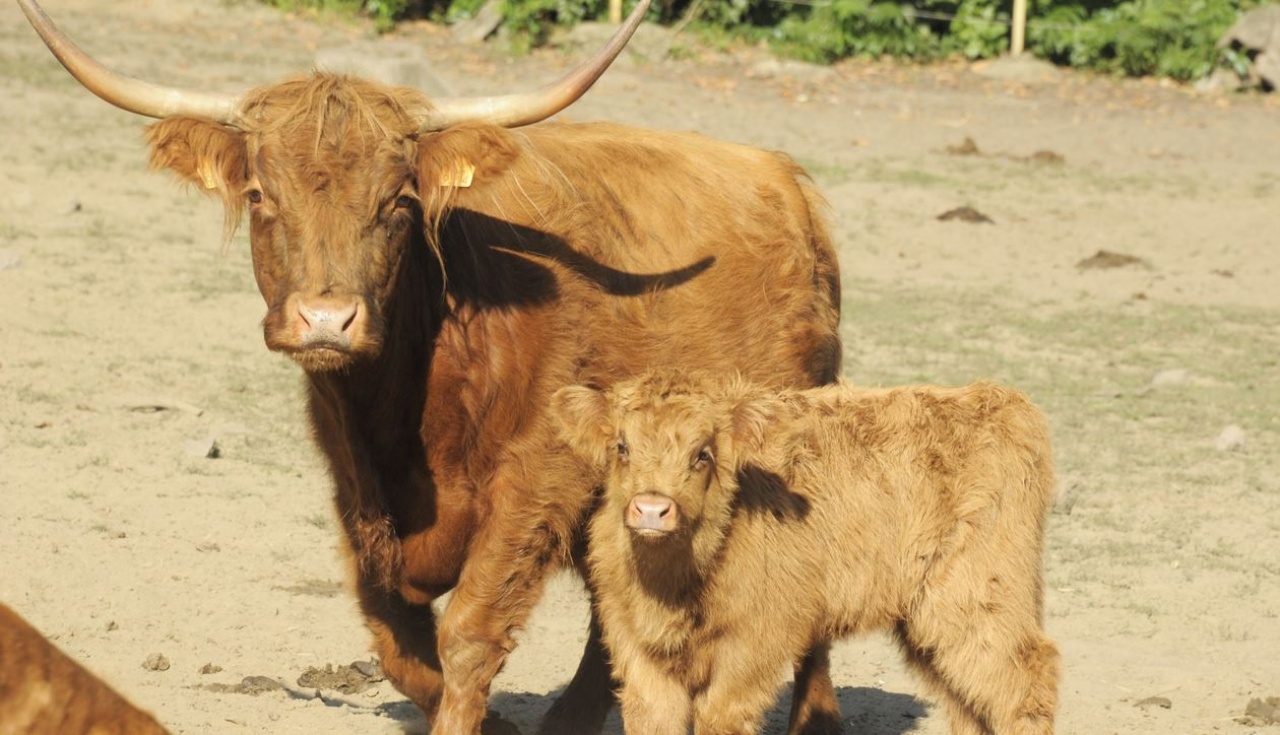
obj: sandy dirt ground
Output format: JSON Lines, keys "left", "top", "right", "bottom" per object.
{"left": 2, "top": 1, "right": 1279, "bottom": 733}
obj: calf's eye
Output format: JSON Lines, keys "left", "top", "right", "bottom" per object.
{"left": 246, "top": 189, "right": 263, "bottom": 204}
{"left": 394, "top": 194, "right": 416, "bottom": 210}
{"left": 694, "top": 447, "right": 714, "bottom": 467}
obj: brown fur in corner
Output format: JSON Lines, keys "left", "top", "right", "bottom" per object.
{"left": 0, "top": 603, "right": 169, "bottom": 735}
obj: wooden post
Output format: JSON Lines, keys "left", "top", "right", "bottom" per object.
{"left": 1011, "top": 0, "right": 1028, "bottom": 56}
{"left": 610, "top": 0, "right": 623, "bottom": 24}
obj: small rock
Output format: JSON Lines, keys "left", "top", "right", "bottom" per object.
{"left": 1134, "top": 695, "right": 1172, "bottom": 710}
{"left": 143, "top": 653, "right": 171, "bottom": 672}
{"left": 105, "top": 621, "right": 118, "bottom": 632}
{"left": 350, "top": 659, "right": 383, "bottom": 680}
{"left": 199, "top": 663, "right": 223, "bottom": 674}
{"left": 184, "top": 437, "right": 220, "bottom": 459}
{"left": 1150, "top": 368, "right": 1191, "bottom": 387}
{"left": 1194, "top": 67, "right": 1244, "bottom": 95}
{"left": 65, "top": 198, "right": 82, "bottom": 214}
{"left": 1051, "top": 483, "right": 1080, "bottom": 516}
{"left": 1216, "top": 424, "right": 1247, "bottom": 453}
{"left": 0, "top": 250, "right": 21, "bottom": 272}
{"left": 450, "top": 0, "right": 503, "bottom": 44}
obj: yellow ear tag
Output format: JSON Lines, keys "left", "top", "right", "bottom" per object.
{"left": 440, "top": 159, "right": 475, "bottom": 188}
{"left": 197, "top": 160, "right": 219, "bottom": 190}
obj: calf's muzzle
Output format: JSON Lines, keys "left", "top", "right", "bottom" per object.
{"left": 626, "top": 492, "right": 679, "bottom": 536}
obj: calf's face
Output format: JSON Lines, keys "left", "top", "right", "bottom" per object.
{"left": 553, "top": 375, "right": 782, "bottom": 544}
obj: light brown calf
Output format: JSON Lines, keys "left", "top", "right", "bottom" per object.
{"left": 0, "top": 604, "right": 169, "bottom": 735}
{"left": 553, "top": 371, "right": 1060, "bottom": 735}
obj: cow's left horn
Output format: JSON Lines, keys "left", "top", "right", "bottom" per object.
{"left": 417, "top": 0, "right": 651, "bottom": 132}
{"left": 18, "top": 0, "right": 241, "bottom": 123}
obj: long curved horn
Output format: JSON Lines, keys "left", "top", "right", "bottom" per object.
{"left": 18, "top": 0, "right": 241, "bottom": 123}
{"left": 417, "top": 0, "right": 652, "bottom": 132}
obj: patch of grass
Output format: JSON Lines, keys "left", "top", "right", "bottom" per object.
{"left": 795, "top": 157, "right": 854, "bottom": 186}
{"left": 856, "top": 159, "right": 955, "bottom": 189}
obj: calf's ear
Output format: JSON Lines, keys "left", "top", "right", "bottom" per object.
{"left": 728, "top": 397, "right": 787, "bottom": 459}
{"left": 145, "top": 119, "right": 249, "bottom": 238}
{"left": 550, "top": 386, "right": 613, "bottom": 468}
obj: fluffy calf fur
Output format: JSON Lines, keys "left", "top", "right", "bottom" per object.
{"left": 0, "top": 604, "right": 169, "bottom": 735}
{"left": 553, "top": 372, "right": 1059, "bottom": 735}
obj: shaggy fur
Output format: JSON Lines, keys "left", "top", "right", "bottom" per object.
{"left": 141, "top": 73, "right": 844, "bottom": 734}
{"left": 0, "top": 604, "right": 169, "bottom": 735}
{"left": 554, "top": 372, "right": 1060, "bottom": 735}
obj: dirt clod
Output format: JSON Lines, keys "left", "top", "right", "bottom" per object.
{"left": 1134, "top": 696, "right": 1172, "bottom": 709}
{"left": 937, "top": 206, "right": 994, "bottom": 224}
{"left": 297, "top": 662, "right": 385, "bottom": 695}
{"left": 1241, "top": 696, "right": 1280, "bottom": 725}
{"left": 142, "top": 653, "right": 170, "bottom": 672}
{"left": 1076, "top": 250, "right": 1150, "bottom": 270}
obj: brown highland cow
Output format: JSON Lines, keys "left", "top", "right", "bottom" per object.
{"left": 17, "top": 1, "right": 847, "bottom": 732}
{"left": 0, "top": 604, "right": 169, "bottom": 735}
{"left": 553, "top": 371, "right": 1060, "bottom": 735}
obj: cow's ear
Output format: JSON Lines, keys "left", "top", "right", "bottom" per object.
{"left": 550, "top": 385, "right": 613, "bottom": 468}
{"left": 145, "top": 119, "right": 249, "bottom": 233}
{"left": 415, "top": 123, "right": 522, "bottom": 219}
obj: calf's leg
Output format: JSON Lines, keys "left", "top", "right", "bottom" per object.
{"left": 616, "top": 654, "right": 691, "bottom": 735}
{"left": 901, "top": 616, "right": 1058, "bottom": 735}
{"left": 787, "top": 643, "right": 844, "bottom": 735}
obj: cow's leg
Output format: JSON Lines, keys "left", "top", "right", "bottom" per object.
{"left": 355, "top": 580, "right": 445, "bottom": 719}
{"left": 787, "top": 643, "right": 843, "bottom": 735}
{"left": 433, "top": 470, "right": 590, "bottom": 735}
{"left": 537, "top": 609, "right": 617, "bottom": 735}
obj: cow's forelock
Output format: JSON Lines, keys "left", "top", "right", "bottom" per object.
{"left": 238, "top": 76, "right": 425, "bottom": 370}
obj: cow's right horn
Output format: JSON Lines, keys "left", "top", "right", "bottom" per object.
{"left": 416, "top": 0, "right": 651, "bottom": 131}
{"left": 18, "top": 0, "right": 242, "bottom": 124}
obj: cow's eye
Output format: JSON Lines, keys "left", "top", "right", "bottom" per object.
{"left": 246, "top": 189, "right": 263, "bottom": 205}
{"left": 394, "top": 194, "right": 416, "bottom": 210}
{"left": 694, "top": 447, "right": 714, "bottom": 467}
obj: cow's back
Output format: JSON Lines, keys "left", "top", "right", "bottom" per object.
{"left": 441, "top": 121, "right": 842, "bottom": 390}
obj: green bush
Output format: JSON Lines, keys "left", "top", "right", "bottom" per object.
{"left": 1031, "top": 0, "right": 1262, "bottom": 80}
{"left": 258, "top": 0, "right": 1265, "bottom": 81}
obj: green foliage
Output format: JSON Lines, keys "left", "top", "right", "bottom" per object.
{"left": 256, "top": 0, "right": 1264, "bottom": 80}
{"left": 1030, "top": 0, "right": 1262, "bottom": 80}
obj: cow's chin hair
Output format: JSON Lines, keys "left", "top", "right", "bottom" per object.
{"left": 289, "top": 347, "right": 358, "bottom": 373}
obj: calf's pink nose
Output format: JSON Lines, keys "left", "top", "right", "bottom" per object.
{"left": 627, "top": 493, "right": 679, "bottom": 534}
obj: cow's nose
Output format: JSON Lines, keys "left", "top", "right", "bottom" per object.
{"left": 295, "top": 297, "right": 360, "bottom": 347}
{"left": 626, "top": 493, "right": 679, "bottom": 534}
